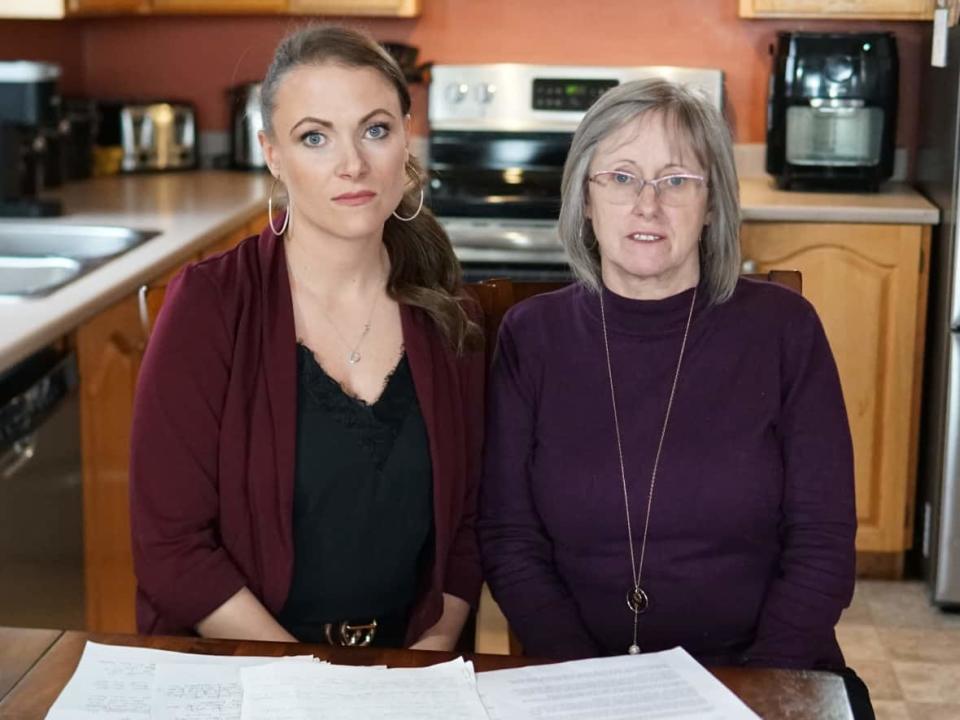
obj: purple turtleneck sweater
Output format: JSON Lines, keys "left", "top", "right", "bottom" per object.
{"left": 478, "top": 278, "right": 855, "bottom": 670}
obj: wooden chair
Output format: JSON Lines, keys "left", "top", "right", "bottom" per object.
{"left": 470, "top": 269, "right": 802, "bottom": 655}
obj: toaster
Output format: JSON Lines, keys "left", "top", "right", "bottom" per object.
{"left": 118, "top": 102, "right": 197, "bottom": 172}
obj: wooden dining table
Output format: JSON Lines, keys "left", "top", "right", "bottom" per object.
{"left": 0, "top": 628, "right": 854, "bottom": 719}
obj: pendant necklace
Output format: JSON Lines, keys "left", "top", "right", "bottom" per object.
{"left": 287, "top": 233, "right": 384, "bottom": 365}
{"left": 320, "top": 286, "right": 382, "bottom": 365}
{"left": 599, "top": 284, "right": 697, "bottom": 655}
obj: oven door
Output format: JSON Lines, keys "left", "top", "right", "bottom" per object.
{"left": 428, "top": 130, "right": 572, "bottom": 220}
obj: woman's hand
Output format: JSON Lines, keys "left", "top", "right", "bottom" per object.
{"left": 408, "top": 593, "right": 470, "bottom": 652}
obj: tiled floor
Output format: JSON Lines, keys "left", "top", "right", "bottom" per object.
{"left": 837, "top": 580, "right": 960, "bottom": 720}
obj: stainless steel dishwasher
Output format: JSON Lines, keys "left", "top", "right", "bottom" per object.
{"left": 0, "top": 346, "right": 84, "bottom": 629}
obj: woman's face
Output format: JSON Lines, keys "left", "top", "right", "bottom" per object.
{"left": 586, "top": 111, "right": 710, "bottom": 299}
{"left": 259, "top": 62, "right": 410, "bottom": 242}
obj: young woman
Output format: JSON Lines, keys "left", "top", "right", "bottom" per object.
{"left": 130, "top": 25, "right": 484, "bottom": 651}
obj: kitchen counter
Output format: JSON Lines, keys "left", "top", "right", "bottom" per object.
{"left": 0, "top": 171, "right": 271, "bottom": 373}
{"left": 740, "top": 177, "right": 939, "bottom": 224}
{"left": 0, "top": 171, "right": 939, "bottom": 374}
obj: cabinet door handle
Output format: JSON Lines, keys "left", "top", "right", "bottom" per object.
{"left": 741, "top": 259, "right": 758, "bottom": 273}
{"left": 138, "top": 284, "right": 151, "bottom": 341}
{"left": 0, "top": 434, "right": 37, "bottom": 480}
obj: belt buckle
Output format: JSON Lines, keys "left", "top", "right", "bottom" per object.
{"left": 324, "top": 619, "right": 378, "bottom": 647}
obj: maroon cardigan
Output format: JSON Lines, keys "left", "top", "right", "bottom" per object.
{"left": 129, "top": 226, "right": 484, "bottom": 644}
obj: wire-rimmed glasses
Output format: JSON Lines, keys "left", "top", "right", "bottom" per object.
{"left": 588, "top": 170, "right": 707, "bottom": 206}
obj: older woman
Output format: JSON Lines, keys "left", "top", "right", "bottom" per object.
{"left": 130, "top": 25, "right": 484, "bottom": 651}
{"left": 479, "top": 79, "right": 858, "bottom": 673}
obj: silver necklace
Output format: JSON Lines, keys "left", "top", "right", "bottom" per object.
{"left": 287, "top": 237, "right": 385, "bottom": 365}
{"left": 322, "top": 290, "right": 381, "bottom": 365}
{"left": 599, "top": 285, "right": 697, "bottom": 655}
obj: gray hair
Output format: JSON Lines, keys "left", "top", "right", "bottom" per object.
{"left": 558, "top": 78, "right": 741, "bottom": 304}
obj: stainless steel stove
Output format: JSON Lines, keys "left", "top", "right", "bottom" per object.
{"left": 427, "top": 63, "right": 725, "bottom": 281}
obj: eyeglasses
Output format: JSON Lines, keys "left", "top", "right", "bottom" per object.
{"left": 588, "top": 170, "right": 707, "bottom": 207}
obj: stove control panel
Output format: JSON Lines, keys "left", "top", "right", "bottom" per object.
{"left": 532, "top": 78, "right": 618, "bottom": 111}
{"left": 429, "top": 64, "right": 724, "bottom": 132}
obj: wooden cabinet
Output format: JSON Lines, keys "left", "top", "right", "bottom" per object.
{"left": 67, "top": 0, "right": 149, "bottom": 14}
{"left": 288, "top": 0, "right": 420, "bottom": 16}
{"left": 150, "top": 0, "right": 285, "bottom": 12}
{"left": 78, "top": 212, "right": 263, "bottom": 633}
{"left": 199, "top": 212, "right": 268, "bottom": 259}
{"left": 739, "top": 0, "right": 935, "bottom": 19}
{"left": 77, "top": 292, "right": 147, "bottom": 634}
{"left": 0, "top": 0, "right": 419, "bottom": 17}
{"left": 740, "top": 222, "right": 931, "bottom": 568}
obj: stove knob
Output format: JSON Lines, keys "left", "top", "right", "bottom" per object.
{"left": 474, "top": 83, "right": 497, "bottom": 104}
{"left": 445, "top": 82, "right": 470, "bottom": 104}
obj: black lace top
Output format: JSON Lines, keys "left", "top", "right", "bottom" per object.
{"left": 278, "top": 343, "right": 434, "bottom": 646}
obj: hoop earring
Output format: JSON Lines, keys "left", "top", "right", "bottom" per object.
{"left": 392, "top": 187, "right": 424, "bottom": 222}
{"left": 268, "top": 176, "right": 290, "bottom": 236}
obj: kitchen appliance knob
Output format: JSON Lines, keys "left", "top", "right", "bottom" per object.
{"left": 475, "top": 83, "right": 497, "bottom": 104}
{"left": 446, "top": 83, "right": 470, "bottom": 104}
{"left": 825, "top": 55, "right": 855, "bottom": 84}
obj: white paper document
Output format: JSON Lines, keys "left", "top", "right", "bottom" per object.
{"left": 476, "top": 647, "right": 760, "bottom": 720}
{"left": 45, "top": 641, "right": 314, "bottom": 720}
{"left": 239, "top": 657, "right": 491, "bottom": 720}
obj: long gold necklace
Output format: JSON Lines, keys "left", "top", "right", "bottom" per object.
{"left": 599, "top": 285, "right": 697, "bottom": 655}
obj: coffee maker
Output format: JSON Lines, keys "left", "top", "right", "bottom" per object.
{"left": 0, "top": 61, "right": 63, "bottom": 217}
{"left": 766, "top": 32, "right": 898, "bottom": 192}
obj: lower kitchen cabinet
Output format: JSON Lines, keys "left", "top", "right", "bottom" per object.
{"left": 77, "top": 290, "right": 147, "bottom": 633}
{"left": 78, "top": 212, "right": 265, "bottom": 633}
{"left": 200, "top": 212, "right": 268, "bottom": 260}
{"left": 740, "top": 222, "right": 931, "bottom": 574}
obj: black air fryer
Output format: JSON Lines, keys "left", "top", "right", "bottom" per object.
{"left": 766, "top": 32, "right": 898, "bottom": 192}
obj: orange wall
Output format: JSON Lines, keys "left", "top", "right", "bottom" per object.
{"left": 0, "top": 1, "right": 930, "bottom": 149}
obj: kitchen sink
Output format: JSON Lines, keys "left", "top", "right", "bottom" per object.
{"left": 0, "top": 222, "right": 160, "bottom": 299}
{"left": 0, "top": 222, "right": 159, "bottom": 261}
{"left": 0, "top": 256, "right": 83, "bottom": 298}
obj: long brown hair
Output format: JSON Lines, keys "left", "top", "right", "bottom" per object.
{"left": 261, "top": 24, "right": 481, "bottom": 353}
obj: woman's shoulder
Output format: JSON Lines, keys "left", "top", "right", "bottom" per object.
{"left": 725, "top": 276, "right": 830, "bottom": 356}
{"left": 167, "top": 232, "right": 265, "bottom": 304}
{"left": 501, "top": 281, "right": 583, "bottom": 332}
{"left": 729, "top": 275, "right": 819, "bottom": 325}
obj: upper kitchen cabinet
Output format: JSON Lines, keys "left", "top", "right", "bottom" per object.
{"left": 0, "top": 0, "right": 420, "bottom": 17}
{"left": 739, "top": 0, "right": 935, "bottom": 19}
{"left": 66, "top": 0, "right": 148, "bottom": 13}
{"left": 0, "top": 0, "right": 146, "bottom": 17}
{"left": 288, "top": 0, "right": 420, "bottom": 16}
{"left": 150, "top": 0, "right": 286, "bottom": 12}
